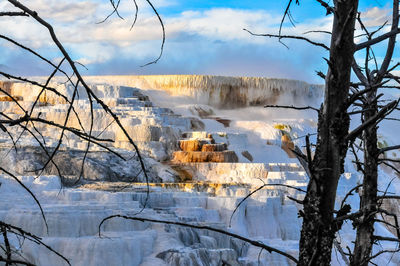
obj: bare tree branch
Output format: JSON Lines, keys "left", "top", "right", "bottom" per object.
{"left": 279, "top": 0, "right": 299, "bottom": 36}
{"left": 373, "top": 235, "right": 400, "bottom": 242}
{"left": 379, "top": 145, "right": 400, "bottom": 154}
{"left": 0, "top": 35, "right": 73, "bottom": 83}
{"left": 377, "top": 195, "right": 400, "bottom": 200}
{"left": 140, "top": 0, "right": 165, "bottom": 66}
{"left": 315, "top": 0, "right": 334, "bottom": 15}
{"left": 0, "top": 221, "right": 70, "bottom": 265}
{"left": 96, "top": 0, "right": 123, "bottom": 24}
{"left": 2, "top": 225, "right": 12, "bottom": 266}
{"left": 340, "top": 184, "right": 362, "bottom": 209}
{"left": 363, "top": 248, "right": 400, "bottom": 265}
{"left": 356, "top": 27, "right": 400, "bottom": 51}
{"left": 228, "top": 182, "right": 305, "bottom": 227}
{"left": 0, "top": 167, "right": 48, "bottom": 233}
{"left": 130, "top": 0, "right": 139, "bottom": 30}
{"left": 346, "top": 100, "right": 398, "bottom": 141}
{"left": 264, "top": 104, "right": 319, "bottom": 112}
{"left": 0, "top": 256, "right": 34, "bottom": 266}
{"left": 7, "top": 0, "right": 152, "bottom": 212}
{"left": 377, "top": 0, "right": 399, "bottom": 80}
{"left": 0, "top": 11, "right": 27, "bottom": 16}
{"left": 243, "top": 28, "right": 330, "bottom": 50}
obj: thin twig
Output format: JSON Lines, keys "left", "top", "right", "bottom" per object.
{"left": 244, "top": 28, "right": 330, "bottom": 50}
{"left": 264, "top": 104, "right": 319, "bottom": 112}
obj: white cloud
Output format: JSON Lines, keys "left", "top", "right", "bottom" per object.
{"left": 1, "top": 4, "right": 333, "bottom": 47}
{"left": 34, "top": 0, "right": 98, "bottom": 23}
{"left": 170, "top": 9, "right": 281, "bottom": 42}
{"left": 361, "top": 6, "right": 391, "bottom": 28}
{"left": 0, "top": 2, "right": 333, "bottom": 82}
{"left": 1, "top": 0, "right": 99, "bottom": 22}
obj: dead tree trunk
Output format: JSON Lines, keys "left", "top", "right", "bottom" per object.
{"left": 298, "top": 1, "right": 358, "bottom": 265}
{"left": 351, "top": 94, "right": 378, "bottom": 265}
{"left": 351, "top": 1, "right": 399, "bottom": 263}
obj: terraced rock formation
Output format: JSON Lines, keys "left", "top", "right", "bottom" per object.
{"left": 84, "top": 75, "right": 323, "bottom": 109}
{"left": 0, "top": 76, "right": 340, "bottom": 266}
{"left": 173, "top": 131, "right": 238, "bottom": 164}
{"left": 0, "top": 175, "right": 303, "bottom": 266}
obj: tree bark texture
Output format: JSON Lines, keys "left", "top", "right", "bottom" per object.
{"left": 351, "top": 1, "right": 398, "bottom": 262}
{"left": 350, "top": 95, "right": 378, "bottom": 266}
{"left": 298, "top": 1, "right": 359, "bottom": 265}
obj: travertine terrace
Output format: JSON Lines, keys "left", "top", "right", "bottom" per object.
{"left": 1, "top": 75, "right": 397, "bottom": 265}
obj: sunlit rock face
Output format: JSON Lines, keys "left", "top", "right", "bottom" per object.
{"left": 83, "top": 75, "right": 323, "bottom": 109}
{"left": 0, "top": 81, "right": 205, "bottom": 182}
{"left": 172, "top": 151, "right": 239, "bottom": 163}
{"left": 4, "top": 75, "right": 398, "bottom": 266}
{"left": 172, "top": 130, "right": 239, "bottom": 163}
{"left": 281, "top": 134, "right": 296, "bottom": 158}
{"left": 0, "top": 76, "right": 319, "bottom": 266}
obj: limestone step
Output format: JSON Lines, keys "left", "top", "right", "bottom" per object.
{"left": 0, "top": 171, "right": 302, "bottom": 265}
{"left": 0, "top": 95, "right": 23, "bottom": 101}
{"left": 201, "top": 143, "right": 227, "bottom": 152}
{"left": 180, "top": 132, "right": 249, "bottom": 149}
{"left": 266, "top": 163, "right": 304, "bottom": 172}
{"left": 0, "top": 207, "right": 149, "bottom": 237}
{"left": 172, "top": 151, "right": 239, "bottom": 163}
{"left": 182, "top": 131, "right": 211, "bottom": 139}
{"left": 210, "top": 132, "right": 248, "bottom": 150}
{"left": 169, "top": 163, "right": 305, "bottom": 184}
{"left": 26, "top": 231, "right": 156, "bottom": 266}
{"left": 173, "top": 207, "right": 220, "bottom": 223}
{"left": 179, "top": 139, "right": 213, "bottom": 151}
{"left": 116, "top": 97, "right": 146, "bottom": 105}
{"left": 116, "top": 182, "right": 254, "bottom": 194}
{"left": 208, "top": 117, "right": 231, "bottom": 127}
{"left": 172, "top": 196, "right": 208, "bottom": 208}
{"left": 114, "top": 106, "right": 156, "bottom": 114}
{"left": 266, "top": 171, "right": 307, "bottom": 181}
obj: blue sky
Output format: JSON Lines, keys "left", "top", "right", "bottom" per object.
{"left": 0, "top": 0, "right": 395, "bottom": 83}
